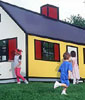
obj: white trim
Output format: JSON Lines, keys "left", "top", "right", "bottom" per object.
{"left": 0, "top": 79, "right": 16, "bottom": 83}
{"left": 0, "top": 79, "right": 25, "bottom": 83}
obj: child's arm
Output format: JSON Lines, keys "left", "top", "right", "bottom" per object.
{"left": 58, "top": 67, "right": 61, "bottom": 72}
{"left": 58, "top": 68, "right": 61, "bottom": 72}
{"left": 72, "top": 60, "right": 75, "bottom": 67}
{"left": 68, "top": 62, "right": 72, "bottom": 79}
{"left": 58, "top": 64, "right": 62, "bottom": 72}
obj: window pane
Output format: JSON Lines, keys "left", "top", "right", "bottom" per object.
{"left": 49, "top": 43, "right": 53, "bottom": 48}
{"left": 43, "top": 47, "right": 49, "bottom": 53}
{"left": 49, "top": 48, "right": 54, "bottom": 53}
{"left": 48, "top": 54, "right": 54, "bottom": 60}
{"left": 1, "top": 46, "right": 7, "bottom": 54}
{"left": 0, "top": 47, "right": 1, "bottom": 55}
{"left": 49, "top": 51, "right": 54, "bottom": 55}
{"left": 43, "top": 42, "right": 48, "bottom": 48}
{"left": 0, "top": 41, "right": 3, "bottom": 46}
{"left": 2, "top": 49, "right": 6, "bottom": 53}
{"left": 2, "top": 55, "right": 6, "bottom": 61}
{"left": 0, "top": 56, "right": 1, "bottom": 61}
{"left": 0, "top": 40, "right": 7, "bottom": 46}
{"left": 2, "top": 47, "right": 6, "bottom": 49}
{"left": 42, "top": 53, "right": 49, "bottom": 60}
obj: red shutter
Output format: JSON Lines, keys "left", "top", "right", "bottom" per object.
{"left": 35, "top": 40, "right": 42, "bottom": 59}
{"left": 41, "top": 6, "right": 48, "bottom": 16}
{"left": 54, "top": 44, "right": 60, "bottom": 61}
{"left": 8, "top": 38, "right": 17, "bottom": 60}
{"left": 49, "top": 7, "right": 58, "bottom": 20}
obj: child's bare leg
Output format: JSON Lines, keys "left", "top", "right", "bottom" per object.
{"left": 54, "top": 81, "right": 68, "bottom": 89}
{"left": 73, "top": 78, "right": 76, "bottom": 84}
{"left": 61, "top": 84, "right": 68, "bottom": 95}
{"left": 61, "top": 83, "right": 68, "bottom": 88}
{"left": 61, "top": 87, "right": 67, "bottom": 94}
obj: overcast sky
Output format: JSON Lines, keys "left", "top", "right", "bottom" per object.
{"left": 1, "top": 0, "right": 85, "bottom": 20}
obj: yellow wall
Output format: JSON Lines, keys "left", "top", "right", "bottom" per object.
{"left": 28, "top": 35, "right": 85, "bottom": 78}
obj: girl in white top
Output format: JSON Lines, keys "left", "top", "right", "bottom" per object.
{"left": 14, "top": 49, "right": 28, "bottom": 84}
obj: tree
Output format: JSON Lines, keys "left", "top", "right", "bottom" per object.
{"left": 64, "top": 14, "right": 85, "bottom": 28}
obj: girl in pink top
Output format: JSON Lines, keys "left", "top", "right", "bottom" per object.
{"left": 70, "top": 51, "right": 80, "bottom": 84}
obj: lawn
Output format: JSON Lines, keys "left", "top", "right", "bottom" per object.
{"left": 0, "top": 82, "right": 85, "bottom": 100}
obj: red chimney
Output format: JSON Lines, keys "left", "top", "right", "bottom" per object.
{"left": 41, "top": 4, "right": 59, "bottom": 20}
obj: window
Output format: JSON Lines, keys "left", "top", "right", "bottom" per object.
{"left": 0, "top": 40, "right": 8, "bottom": 61}
{"left": 35, "top": 40, "right": 60, "bottom": 61}
{"left": 0, "top": 38, "right": 17, "bottom": 62}
{"left": 42, "top": 42, "right": 54, "bottom": 60}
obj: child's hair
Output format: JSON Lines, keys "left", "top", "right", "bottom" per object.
{"left": 70, "top": 51, "right": 76, "bottom": 57}
{"left": 63, "top": 52, "right": 71, "bottom": 60}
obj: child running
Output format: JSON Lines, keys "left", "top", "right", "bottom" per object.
{"left": 14, "top": 49, "right": 28, "bottom": 84}
{"left": 54, "top": 52, "right": 72, "bottom": 95}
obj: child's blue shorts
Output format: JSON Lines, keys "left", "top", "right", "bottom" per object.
{"left": 61, "top": 79, "right": 70, "bottom": 87}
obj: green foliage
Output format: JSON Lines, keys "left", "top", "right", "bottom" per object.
{"left": 0, "top": 82, "right": 85, "bottom": 100}
{"left": 65, "top": 14, "right": 85, "bottom": 28}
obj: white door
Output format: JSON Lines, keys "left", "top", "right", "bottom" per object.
{"left": 66, "top": 46, "right": 78, "bottom": 64}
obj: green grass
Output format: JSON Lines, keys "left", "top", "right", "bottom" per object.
{"left": 0, "top": 82, "right": 85, "bottom": 100}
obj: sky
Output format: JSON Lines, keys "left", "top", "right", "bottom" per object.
{"left": 1, "top": 0, "right": 85, "bottom": 20}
